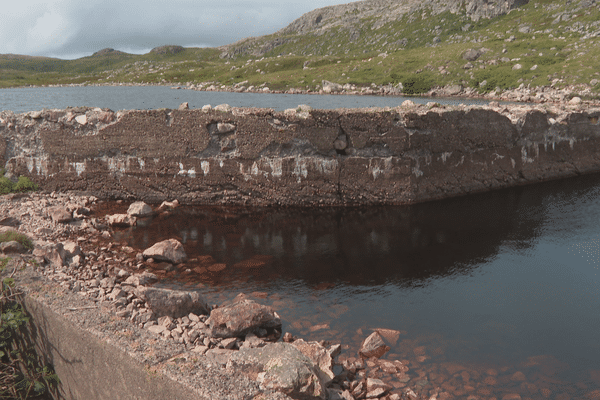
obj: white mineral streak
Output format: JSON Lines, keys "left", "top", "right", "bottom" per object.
{"left": 71, "top": 162, "right": 86, "bottom": 177}
{"left": 201, "top": 161, "right": 210, "bottom": 175}
{"left": 369, "top": 157, "right": 392, "bottom": 180}
{"left": 521, "top": 147, "right": 534, "bottom": 164}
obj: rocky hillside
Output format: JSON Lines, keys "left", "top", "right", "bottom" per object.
{"left": 220, "top": 0, "right": 530, "bottom": 58}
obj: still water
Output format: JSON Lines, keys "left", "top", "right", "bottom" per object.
{"left": 0, "top": 85, "right": 495, "bottom": 113}
{"left": 105, "top": 174, "right": 600, "bottom": 397}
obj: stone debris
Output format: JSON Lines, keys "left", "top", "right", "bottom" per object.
{"left": 135, "top": 286, "right": 210, "bottom": 318}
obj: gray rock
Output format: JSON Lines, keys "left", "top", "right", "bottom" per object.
{"left": 127, "top": 201, "right": 153, "bottom": 217}
{"left": 217, "top": 123, "right": 236, "bottom": 134}
{"left": 227, "top": 343, "right": 327, "bottom": 399}
{"left": 462, "top": 48, "right": 483, "bottom": 61}
{"left": 322, "top": 80, "right": 343, "bottom": 93}
{"left": 135, "top": 286, "right": 210, "bottom": 318}
{"left": 47, "top": 206, "right": 72, "bottom": 223}
{"left": 178, "top": 102, "right": 189, "bottom": 110}
{"left": 207, "top": 295, "right": 281, "bottom": 338}
{"left": 142, "top": 239, "right": 187, "bottom": 264}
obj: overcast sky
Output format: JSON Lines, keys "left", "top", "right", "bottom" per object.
{"left": 1, "top": 0, "right": 345, "bottom": 59}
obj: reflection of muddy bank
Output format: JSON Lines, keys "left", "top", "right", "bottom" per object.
{"left": 111, "top": 185, "right": 538, "bottom": 289}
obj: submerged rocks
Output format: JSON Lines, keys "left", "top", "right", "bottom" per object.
{"left": 142, "top": 239, "right": 187, "bottom": 264}
{"left": 207, "top": 294, "right": 281, "bottom": 338}
{"left": 135, "top": 286, "right": 210, "bottom": 318}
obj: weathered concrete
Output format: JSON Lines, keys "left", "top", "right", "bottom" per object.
{"left": 2, "top": 104, "right": 600, "bottom": 205}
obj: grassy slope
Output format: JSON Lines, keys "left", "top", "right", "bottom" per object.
{"left": 0, "top": 0, "right": 599, "bottom": 96}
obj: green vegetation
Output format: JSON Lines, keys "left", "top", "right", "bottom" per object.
{"left": 0, "top": 232, "right": 33, "bottom": 251}
{"left": 0, "top": 258, "right": 59, "bottom": 399}
{"left": 0, "top": 0, "right": 599, "bottom": 95}
{"left": 0, "top": 170, "right": 38, "bottom": 195}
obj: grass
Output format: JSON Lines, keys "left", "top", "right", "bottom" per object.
{"left": 0, "top": 231, "right": 33, "bottom": 251}
{"left": 0, "top": 0, "right": 599, "bottom": 95}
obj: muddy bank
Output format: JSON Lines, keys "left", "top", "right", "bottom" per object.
{"left": 2, "top": 102, "right": 600, "bottom": 206}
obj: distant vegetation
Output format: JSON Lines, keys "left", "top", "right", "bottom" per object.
{"left": 0, "top": 0, "right": 598, "bottom": 97}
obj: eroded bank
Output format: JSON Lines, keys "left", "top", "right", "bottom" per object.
{"left": 2, "top": 102, "right": 600, "bottom": 205}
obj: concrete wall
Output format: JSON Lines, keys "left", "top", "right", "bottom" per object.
{"left": 2, "top": 104, "right": 600, "bottom": 205}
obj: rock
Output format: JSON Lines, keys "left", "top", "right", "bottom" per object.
{"left": 462, "top": 48, "right": 482, "bottom": 61}
{"left": 510, "top": 371, "right": 526, "bottom": 381}
{"left": 47, "top": 206, "right": 72, "bottom": 223}
{"left": 375, "top": 328, "right": 402, "bottom": 346}
{"left": 35, "top": 243, "right": 66, "bottom": 267}
{"left": 445, "top": 84, "right": 463, "bottom": 96}
{"left": 291, "top": 339, "right": 336, "bottom": 385}
{"left": 63, "top": 241, "right": 81, "bottom": 257}
{"left": 217, "top": 123, "right": 236, "bottom": 134}
{"left": 157, "top": 199, "right": 179, "bottom": 211}
{"left": 0, "top": 217, "right": 20, "bottom": 227}
{"left": 124, "top": 272, "right": 158, "bottom": 286}
{"left": 178, "top": 102, "right": 189, "bottom": 110}
{"left": 127, "top": 201, "right": 153, "bottom": 217}
{"left": 207, "top": 295, "right": 281, "bottom": 338}
{"left": 135, "top": 286, "right": 210, "bottom": 318}
{"left": 359, "top": 332, "right": 390, "bottom": 359}
{"left": 1, "top": 241, "right": 26, "bottom": 254}
{"left": 106, "top": 214, "right": 136, "bottom": 227}
{"left": 569, "top": 96, "right": 582, "bottom": 105}
{"left": 227, "top": 342, "right": 327, "bottom": 399}
{"left": 512, "top": 64, "right": 523, "bottom": 70}
{"left": 75, "top": 115, "right": 87, "bottom": 125}
{"left": 201, "top": 104, "right": 212, "bottom": 112}
{"left": 142, "top": 239, "right": 187, "bottom": 264}
{"left": 401, "top": 100, "right": 415, "bottom": 107}
{"left": 322, "top": 80, "right": 343, "bottom": 93}
{"left": 214, "top": 104, "right": 231, "bottom": 112}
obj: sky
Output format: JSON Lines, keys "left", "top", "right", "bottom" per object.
{"left": 1, "top": 0, "right": 345, "bottom": 60}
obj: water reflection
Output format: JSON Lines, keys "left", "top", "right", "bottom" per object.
{"left": 107, "top": 174, "right": 600, "bottom": 393}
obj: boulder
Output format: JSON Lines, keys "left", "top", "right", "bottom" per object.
{"left": 135, "top": 286, "right": 210, "bottom": 318}
{"left": 142, "top": 239, "right": 187, "bottom": 264}
{"left": 462, "top": 48, "right": 482, "bottom": 61}
{"left": 47, "top": 206, "right": 72, "bottom": 223}
{"left": 0, "top": 241, "right": 26, "bottom": 254}
{"left": 34, "top": 243, "right": 66, "bottom": 267}
{"left": 359, "top": 332, "right": 390, "bottom": 359}
{"left": 291, "top": 339, "right": 336, "bottom": 385}
{"left": 207, "top": 295, "right": 281, "bottom": 338}
{"left": 227, "top": 342, "right": 327, "bottom": 399}
{"left": 106, "top": 214, "right": 136, "bottom": 227}
{"left": 127, "top": 201, "right": 153, "bottom": 217}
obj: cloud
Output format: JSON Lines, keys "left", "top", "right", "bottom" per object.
{"left": 0, "top": 0, "right": 343, "bottom": 59}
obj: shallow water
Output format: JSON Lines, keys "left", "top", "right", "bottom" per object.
{"left": 102, "top": 174, "right": 600, "bottom": 397}
{"left": 0, "top": 85, "right": 497, "bottom": 113}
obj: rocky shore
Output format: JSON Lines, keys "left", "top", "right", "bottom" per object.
{"left": 0, "top": 193, "right": 424, "bottom": 400}
{"left": 3, "top": 192, "right": 600, "bottom": 400}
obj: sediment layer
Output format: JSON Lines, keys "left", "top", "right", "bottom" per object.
{"left": 2, "top": 102, "right": 600, "bottom": 205}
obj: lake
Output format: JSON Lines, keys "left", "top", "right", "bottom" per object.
{"left": 0, "top": 85, "right": 495, "bottom": 113}
{"left": 102, "top": 174, "right": 600, "bottom": 398}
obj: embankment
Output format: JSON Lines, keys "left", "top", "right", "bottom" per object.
{"left": 2, "top": 102, "right": 600, "bottom": 205}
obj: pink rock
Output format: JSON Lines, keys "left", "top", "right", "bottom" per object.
{"left": 143, "top": 239, "right": 187, "bottom": 264}
{"left": 359, "top": 332, "right": 390, "bottom": 359}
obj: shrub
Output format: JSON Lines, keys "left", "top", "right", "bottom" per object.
{"left": 0, "top": 177, "right": 14, "bottom": 195}
{"left": 402, "top": 73, "right": 434, "bottom": 95}
{"left": 14, "top": 177, "right": 38, "bottom": 193}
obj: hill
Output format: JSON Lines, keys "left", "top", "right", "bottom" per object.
{"left": 1, "top": 0, "right": 599, "bottom": 100}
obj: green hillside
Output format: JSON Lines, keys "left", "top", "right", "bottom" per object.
{"left": 1, "top": 0, "right": 599, "bottom": 98}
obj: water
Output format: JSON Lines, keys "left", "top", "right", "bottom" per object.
{"left": 103, "top": 174, "right": 600, "bottom": 397}
{"left": 0, "top": 85, "right": 496, "bottom": 113}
